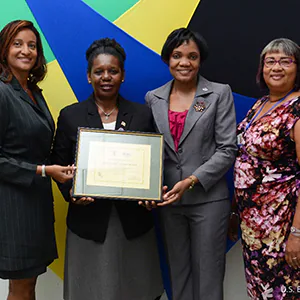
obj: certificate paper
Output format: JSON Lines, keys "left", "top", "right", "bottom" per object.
{"left": 72, "top": 128, "right": 163, "bottom": 201}
{"left": 87, "top": 141, "right": 151, "bottom": 189}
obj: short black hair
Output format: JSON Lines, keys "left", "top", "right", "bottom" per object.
{"left": 86, "top": 38, "right": 126, "bottom": 73}
{"left": 256, "top": 38, "right": 300, "bottom": 91}
{"left": 161, "top": 28, "right": 209, "bottom": 64}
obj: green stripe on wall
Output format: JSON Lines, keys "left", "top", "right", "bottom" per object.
{"left": 0, "top": 0, "right": 55, "bottom": 63}
{"left": 83, "top": 0, "right": 140, "bottom": 22}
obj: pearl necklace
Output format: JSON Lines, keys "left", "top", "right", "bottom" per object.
{"left": 95, "top": 102, "right": 116, "bottom": 120}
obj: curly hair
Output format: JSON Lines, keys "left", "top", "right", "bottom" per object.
{"left": 0, "top": 20, "right": 47, "bottom": 86}
{"left": 86, "top": 38, "right": 126, "bottom": 73}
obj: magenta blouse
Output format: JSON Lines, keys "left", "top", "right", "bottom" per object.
{"left": 168, "top": 109, "right": 188, "bottom": 151}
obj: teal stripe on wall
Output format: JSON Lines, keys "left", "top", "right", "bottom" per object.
{"left": 83, "top": 0, "right": 140, "bottom": 22}
{"left": 0, "top": 0, "right": 55, "bottom": 62}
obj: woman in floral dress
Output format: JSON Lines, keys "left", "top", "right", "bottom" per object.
{"left": 230, "top": 38, "right": 300, "bottom": 299}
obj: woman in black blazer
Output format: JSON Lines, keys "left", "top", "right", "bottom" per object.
{"left": 51, "top": 38, "right": 163, "bottom": 300}
{"left": 0, "top": 20, "right": 73, "bottom": 300}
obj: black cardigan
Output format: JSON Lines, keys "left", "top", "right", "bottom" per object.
{"left": 51, "top": 95, "right": 156, "bottom": 242}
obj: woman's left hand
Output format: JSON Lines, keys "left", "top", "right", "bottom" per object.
{"left": 285, "top": 234, "right": 300, "bottom": 269}
{"left": 158, "top": 179, "right": 191, "bottom": 206}
{"left": 138, "top": 186, "right": 168, "bottom": 210}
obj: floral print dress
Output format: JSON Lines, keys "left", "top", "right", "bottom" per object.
{"left": 234, "top": 96, "right": 300, "bottom": 300}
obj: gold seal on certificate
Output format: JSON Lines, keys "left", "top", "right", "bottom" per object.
{"left": 72, "top": 128, "right": 163, "bottom": 201}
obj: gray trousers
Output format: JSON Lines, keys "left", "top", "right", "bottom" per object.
{"left": 159, "top": 199, "right": 230, "bottom": 300}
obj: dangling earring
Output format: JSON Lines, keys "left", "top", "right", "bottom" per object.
{"left": 88, "top": 80, "right": 91, "bottom": 84}
{"left": 122, "top": 79, "right": 124, "bottom": 83}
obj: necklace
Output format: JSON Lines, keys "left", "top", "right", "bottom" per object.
{"left": 22, "top": 86, "right": 29, "bottom": 93}
{"left": 95, "top": 102, "right": 116, "bottom": 120}
{"left": 269, "top": 98, "right": 286, "bottom": 103}
{"left": 245, "top": 90, "right": 294, "bottom": 131}
{"left": 269, "top": 90, "right": 294, "bottom": 102}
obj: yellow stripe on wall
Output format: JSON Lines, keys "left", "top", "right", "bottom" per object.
{"left": 39, "top": 60, "right": 78, "bottom": 123}
{"left": 39, "top": 60, "right": 78, "bottom": 279}
{"left": 114, "top": 0, "right": 201, "bottom": 54}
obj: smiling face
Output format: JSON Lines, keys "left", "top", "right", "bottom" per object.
{"left": 168, "top": 39, "right": 200, "bottom": 84}
{"left": 7, "top": 28, "right": 37, "bottom": 78}
{"left": 263, "top": 51, "right": 297, "bottom": 94}
{"left": 87, "top": 54, "right": 124, "bottom": 100}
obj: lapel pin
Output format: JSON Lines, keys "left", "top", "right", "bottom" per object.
{"left": 202, "top": 87, "right": 208, "bottom": 91}
{"left": 121, "top": 121, "right": 126, "bottom": 127}
{"left": 194, "top": 101, "right": 206, "bottom": 112}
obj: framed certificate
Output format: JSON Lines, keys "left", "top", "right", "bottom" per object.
{"left": 72, "top": 128, "right": 164, "bottom": 201}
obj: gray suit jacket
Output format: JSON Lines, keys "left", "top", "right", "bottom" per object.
{"left": 145, "top": 76, "right": 237, "bottom": 205}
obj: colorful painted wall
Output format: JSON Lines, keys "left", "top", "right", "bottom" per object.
{"left": 2, "top": 0, "right": 298, "bottom": 299}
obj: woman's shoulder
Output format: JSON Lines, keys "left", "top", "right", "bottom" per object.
{"left": 287, "top": 95, "right": 300, "bottom": 114}
{"left": 59, "top": 96, "right": 91, "bottom": 115}
{"left": 146, "top": 80, "right": 173, "bottom": 99}
{"left": 289, "top": 94, "right": 300, "bottom": 104}
{"left": 199, "top": 76, "right": 232, "bottom": 96}
{"left": 0, "top": 79, "right": 15, "bottom": 107}
{"left": 0, "top": 78, "right": 12, "bottom": 93}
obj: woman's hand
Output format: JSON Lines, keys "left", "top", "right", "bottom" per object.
{"left": 228, "top": 213, "right": 239, "bottom": 242}
{"left": 46, "top": 165, "right": 75, "bottom": 183}
{"left": 158, "top": 179, "right": 191, "bottom": 207}
{"left": 285, "top": 234, "right": 300, "bottom": 269}
{"left": 138, "top": 186, "right": 168, "bottom": 210}
{"left": 69, "top": 189, "right": 94, "bottom": 206}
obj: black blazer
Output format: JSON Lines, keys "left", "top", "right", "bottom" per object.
{"left": 51, "top": 94, "right": 156, "bottom": 243}
{"left": 0, "top": 76, "right": 57, "bottom": 271}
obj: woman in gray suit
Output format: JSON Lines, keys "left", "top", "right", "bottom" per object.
{"left": 145, "top": 28, "right": 237, "bottom": 300}
{"left": 0, "top": 20, "right": 73, "bottom": 300}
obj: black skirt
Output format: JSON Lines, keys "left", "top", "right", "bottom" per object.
{"left": 0, "top": 261, "right": 52, "bottom": 280}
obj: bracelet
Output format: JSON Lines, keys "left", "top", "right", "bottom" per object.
{"left": 291, "top": 232, "right": 300, "bottom": 238}
{"left": 188, "top": 176, "right": 195, "bottom": 190}
{"left": 291, "top": 226, "right": 300, "bottom": 237}
{"left": 41, "top": 165, "right": 47, "bottom": 177}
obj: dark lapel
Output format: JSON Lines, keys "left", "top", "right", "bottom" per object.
{"left": 10, "top": 77, "right": 55, "bottom": 133}
{"left": 152, "top": 81, "right": 174, "bottom": 150}
{"left": 115, "top": 96, "right": 133, "bottom": 131}
{"left": 178, "top": 76, "right": 213, "bottom": 146}
{"left": 10, "top": 77, "right": 33, "bottom": 107}
{"left": 34, "top": 90, "right": 55, "bottom": 132}
{"left": 86, "top": 94, "right": 104, "bottom": 129}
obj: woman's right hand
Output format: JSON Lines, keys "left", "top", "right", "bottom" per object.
{"left": 158, "top": 179, "right": 191, "bottom": 206}
{"left": 228, "top": 213, "right": 239, "bottom": 242}
{"left": 138, "top": 186, "right": 168, "bottom": 210}
{"left": 46, "top": 165, "right": 74, "bottom": 183}
{"left": 69, "top": 189, "right": 95, "bottom": 205}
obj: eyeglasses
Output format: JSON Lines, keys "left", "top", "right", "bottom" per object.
{"left": 264, "top": 57, "right": 296, "bottom": 68}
